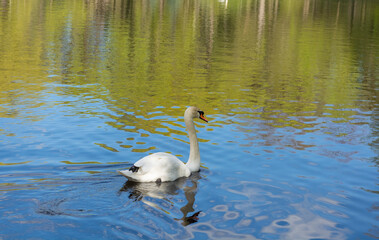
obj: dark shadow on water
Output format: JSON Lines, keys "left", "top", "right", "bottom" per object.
{"left": 119, "top": 172, "right": 202, "bottom": 226}
{"left": 36, "top": 196, "right": 90, "bottom": 217}
{"left": 37, "top": 198, "right": 68, "bottom": 216}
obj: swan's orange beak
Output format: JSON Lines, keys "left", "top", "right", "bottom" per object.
{"left": 199, "top": 114, "right": 208, "bottom": 123}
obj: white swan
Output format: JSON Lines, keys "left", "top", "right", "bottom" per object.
{"left": 118, "top": 106, "right": 208, "bottom": 183}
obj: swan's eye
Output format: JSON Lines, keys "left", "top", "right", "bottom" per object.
{"left": 198, "top": 111, "right": 204, "bottom": 116}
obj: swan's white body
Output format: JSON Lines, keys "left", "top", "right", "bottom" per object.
{"left": 121, "top": 152, "right": 191, "bottom": 182}
{"left": 118, "top": 106, "right": 208, "bottom": 182}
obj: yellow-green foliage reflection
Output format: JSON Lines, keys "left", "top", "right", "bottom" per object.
{"left": 0, "top": 0, "right": 377, "bottom": 136}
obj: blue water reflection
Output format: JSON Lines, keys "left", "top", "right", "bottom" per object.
{"left": 0, "top": 80, "right": 378, "bottom": 239}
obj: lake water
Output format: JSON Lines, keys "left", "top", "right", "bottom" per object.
{"left": 0, "top": 0, "right": 378, "bottom": 239}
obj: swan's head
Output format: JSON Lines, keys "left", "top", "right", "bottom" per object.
{"left": 185, "top": 106, "right": 208, "bottom": 123}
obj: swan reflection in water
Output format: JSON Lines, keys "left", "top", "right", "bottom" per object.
{"left": 119, "top": 172, "right": 202, "bottom": 226}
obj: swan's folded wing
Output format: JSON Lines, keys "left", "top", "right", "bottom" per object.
{"left": 118, "top": 152, "right": 189, "bottom": 182}
{"left": 133, "top": 153, "right": 167, "bottom": 174}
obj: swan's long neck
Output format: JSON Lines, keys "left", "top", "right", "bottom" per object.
{"left": 185, "top": 115, "right": 200, "bottom": 172}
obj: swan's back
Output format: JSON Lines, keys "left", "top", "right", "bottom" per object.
{"left": 118, "top": 152, "right": 191, "bottom": 182}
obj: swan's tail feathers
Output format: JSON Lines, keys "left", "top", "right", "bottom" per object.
{"left": 117, "top": 170, "right": 138, "bottom": 181}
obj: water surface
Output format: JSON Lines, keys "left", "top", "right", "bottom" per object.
{"left": 0, "top": 0, "right": 378, "bottom": 239}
